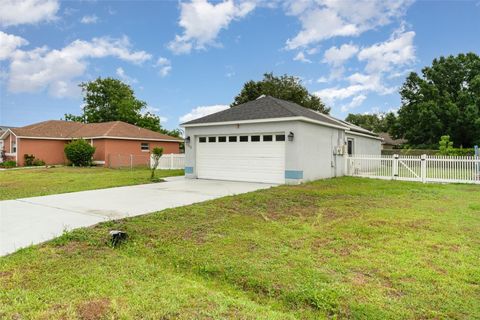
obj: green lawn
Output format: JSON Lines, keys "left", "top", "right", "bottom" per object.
{"left": 0, "top": 167, "right": 184, "bottom": 200}
{"left": 1, "top": 177, "right": 479, "bottom": 319}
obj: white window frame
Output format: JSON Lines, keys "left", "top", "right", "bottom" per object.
{"left": 141, "top": 142, "right": 150, "bottom": 152}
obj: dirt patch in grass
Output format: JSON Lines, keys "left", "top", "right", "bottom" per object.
{"left": 76, "top": 298, "right": 110, "bottom": 320}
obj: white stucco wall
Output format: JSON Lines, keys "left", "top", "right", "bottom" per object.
{"left": 345, "top": 133, "right": 382, "bottom": 156}
{"left": 184, "top": 121, "right": 380, "bottom": 184}
{"left": 184, "top": 120, "right": 349, "bottom": 184}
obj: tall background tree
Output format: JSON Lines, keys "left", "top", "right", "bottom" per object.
{"left": 65, "top": 77, "right": 180, "bottom": 137}
{"left": 232, "top": 73, "right": 330, "bottom": 114}
{"left": 345, "top": 112, "right": 398, "bottom": 133}
{"left": 395, "top": 53, "right": 480, "bottom": 147}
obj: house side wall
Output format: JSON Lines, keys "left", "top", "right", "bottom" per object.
{"left": 92, "top": 139, "right": 106, "bottom": 162}
{"left": 102, "top": 139, "right": 180, "bottom": 167}
{"left": 17, "top": 138, "right": 67, "bottom": 166}
{"left": 296, "top": 122, "right": 346, "bottom": 181}
{"left": 184, "top": 120, "right": 347, "bottom": 184}
{"left": 346, "top": 133, "right": 382, "bottom": 155}
{"left": 3, "top": 134, "right": 12, "bottom": 153}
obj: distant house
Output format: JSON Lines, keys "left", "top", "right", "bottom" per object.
{"left": 379, "top": 132, "right": 407, "bottom": 149}
{"left": 0, "top": 120, "right": 182, "bottom": 166}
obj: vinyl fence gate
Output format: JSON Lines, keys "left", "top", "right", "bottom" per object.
{"left": 346, "top": 154, "right": 480, "bottom": 184}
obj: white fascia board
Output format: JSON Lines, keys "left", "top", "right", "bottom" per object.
{"left": 182, "top": 116, "right": 349, "bottom": 131}
{"left": 0, "top": 129, "right": 14, "bottom": 139}
{"left": 345, "top": 130, "right": 383, "bottom": 141}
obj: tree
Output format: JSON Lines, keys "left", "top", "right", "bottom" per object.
{"left": 64, "top": 139, "right": 96, "bottom": 166}
{"left": 345, "top": 112, "right": 398, "bottom": 134}
{"left": 150, "top": 147, "right": 164, "bottom": 180}
{"left": 438, "top": 135, "right": 454, "bottom": 155}
{"left": 232, "top": 73, "right": 330, "bottom": 114}
{"left": 65, "top": 77, "right": 178, "bottom": 136}
{"left": 395, "top": 53, "right": 480, "bottom": 147}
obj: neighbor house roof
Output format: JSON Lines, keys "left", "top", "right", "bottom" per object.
{"left": 379, "top": 132, "right": 407, "bottom": 146}
{"left": 4, "top": 120, "right": 181, "bottom": 141}
{"left": 182, "top": 95, "right": 378, "bottom": 137}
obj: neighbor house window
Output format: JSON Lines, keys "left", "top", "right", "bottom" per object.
{"left": 208, "top": 136, "right": 216, "bottom": 143}
{"left": 239, "top": 136, "right": 248, "bottom": 142}
{"left": 347, "top": 139, "right": 354, "bottom": 156}
{"left": 275, "top": 134, "right": 285, "bottom": 141}
{"left": 263, "top": 135, "right": 273, "bottom": 142}
{"left": 141, "top": 143, "right": 149, "bottom": 151}
{"left": 12, "top": 140, "right": 17, "bottom": 153}
{"left": 251, "top": 135, "right": 260, "bottom": 142}
{"left": 218, "top": 136, "right": 227, "bottom": 142}
{"left": 199, "top": 137, "right": 207, "bottom": 143}
{"left": 229, "top": 136, "right": 237, "bottom": 142}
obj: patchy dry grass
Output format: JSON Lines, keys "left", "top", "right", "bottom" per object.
{"left": 0, "top": 177, "right": 479, "bottom": 319}
{"left": 0, "top": 166, "right": 184, "bottom": 200}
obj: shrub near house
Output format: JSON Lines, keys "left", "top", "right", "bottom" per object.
{"left": 64, "top": 139, "right": 96, "bottom": 166}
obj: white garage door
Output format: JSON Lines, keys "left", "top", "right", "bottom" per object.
{"left": 196, "top": 133, "right": 285, "bottom": 184}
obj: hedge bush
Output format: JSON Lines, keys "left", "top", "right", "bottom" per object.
{"left": 0, "top": 160, "right": 17, "bottom": 168}
{"left": 64, "top": 139, "right": 96, "bottom": 166}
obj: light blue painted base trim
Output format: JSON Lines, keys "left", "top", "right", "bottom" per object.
{"left": 285, "top": 170, "right": 303, "bottom": 179}
{"left": 185, "top": 166, "right": 194, "bottom": 174}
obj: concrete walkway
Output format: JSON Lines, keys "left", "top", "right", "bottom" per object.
{"left": 0, "top": 177, "right": 274, "bottom": 256}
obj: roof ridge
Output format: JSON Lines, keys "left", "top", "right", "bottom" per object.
{"left": 265, "top": 96, "right": 298, "bottom": 117}
{"left": 104, "top": 121, "right": 122, "bottom": 136}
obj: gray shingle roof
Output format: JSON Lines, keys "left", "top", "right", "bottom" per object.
{"left": 182, "top": 95, "right": 378, "bottom": 137}
{"left": 182, "top": 96, "right": 342, "bottom": 127}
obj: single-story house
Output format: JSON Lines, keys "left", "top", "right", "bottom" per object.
{"left": 181, "top": 95, "right": 381, "bottom": 184}
{"left": 378, "top": 132, "right": 407, "bottom": 149}
{"left": 0, "top": 120, "right": 182, "bottom": 166}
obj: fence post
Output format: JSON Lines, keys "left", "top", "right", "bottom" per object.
{"left": 393, "top": 154, "right": 399, "bottom": 179}
{"left": 170, "top": 153, "right": 174, "bottom": 169}
{"left": 421, "top": 154, "right": 427, "bottom": 183}
{"left": 130, "top": 154, "right": 133, "bottom": 169}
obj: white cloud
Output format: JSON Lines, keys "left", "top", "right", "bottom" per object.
{"left": 155, "top": 57, "right": 172, "bottom": 77}
{"left": 0, "top": 0, "right": 59, "bottom": 27}
{"left": 340, "top": 94, "right": 366, "bottom": 112}
{"left": 285, "top": 0, "right": 413, "bottom": 49}
{"left": 0, "top": 32, "right": 28, "bottom": 60}
{"left": 80, "top": 15, "right": 98, "bottom": 24}
{"left": 168, "top": 0, "right": 256, "bottom": 54}
{"left": 179, "top": 104, "right": 229, "bottom": 123}
{"left": 116, "top": 67, "right": 137, "bottom": 84}
{"left": 323, "top": 43, "right": 358, "bottom": 66}
{"left": 315, "top": 73, "right": 394, "bottom": 106}
{"left": 293, "top": 51, "right": 311, "bottom": 63}
{"left": 317, "top": 76, "right": 328, "bottom": 83}
{"left": 358, "top": 29, "right": 415, "bottom": 73}
{"left": 159, "top": 116, "right": 168, "bottom": 123}
{"left": 6, "top": 36, "right": 151, "bottom": 97}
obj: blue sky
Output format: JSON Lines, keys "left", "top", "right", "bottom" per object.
{"left": 1, "top": 0, "right": 479, "bottom": 130}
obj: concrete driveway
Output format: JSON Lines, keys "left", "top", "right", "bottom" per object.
{"left": 0, "top": 177, "right": 274, "bottom": 256}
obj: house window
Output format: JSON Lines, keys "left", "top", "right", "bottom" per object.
{"left": 218, "top": 136, "right": 227, "bottom": 142}
{"left": 239, "top": 136, "right": 248, "bottom": 142}
{"left": 199, "top": 137, "right": 207, "bottom": 143}
{"left": 275, "top": 134, "right": 285, "bottom": 141}
{"left": 263, "top": 135, "right": 273, "bottom": 142}
{"left": 12, "top": 140, "right": 17, "bottom": 153}
{"left": 229, "top": 136, "right": 237, "bottom": 142}
{"left": 208, "top": 136, "right": 216, "bottom": 143}
{"left": 141, "top": 143, "right": 149, "bottom": 151}
{"left": 251, "top": 135, "right": 260, "bottom": 142}
{"left": 347, "top": 139, "right": 354, "bottom": 156}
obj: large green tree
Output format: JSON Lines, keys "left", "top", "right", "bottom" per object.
{"left": 395, "top": 53, "right": 480, "bottom": 147}
{"left": 345, "top": 112, "right": 398, "bottom": 133}
{"left": 232, "top": 73, "right": 330, "bottom": 114}
{"left": 65, "top": 78, "right": 179, "bottom": 137}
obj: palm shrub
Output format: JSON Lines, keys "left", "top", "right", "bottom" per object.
{"left": 64, "top": 139, "right": 95, "bottom": 166}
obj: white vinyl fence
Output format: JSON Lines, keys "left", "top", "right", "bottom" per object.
{"left": 151, "top": 153, "right": 185, "bottom": 170}
{"left": 347, "top": 154, "right": 480, "bottom": 184}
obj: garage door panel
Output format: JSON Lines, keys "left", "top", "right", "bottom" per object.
{"left": 196, "top": 135, "right": 285, "bottom": 184}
